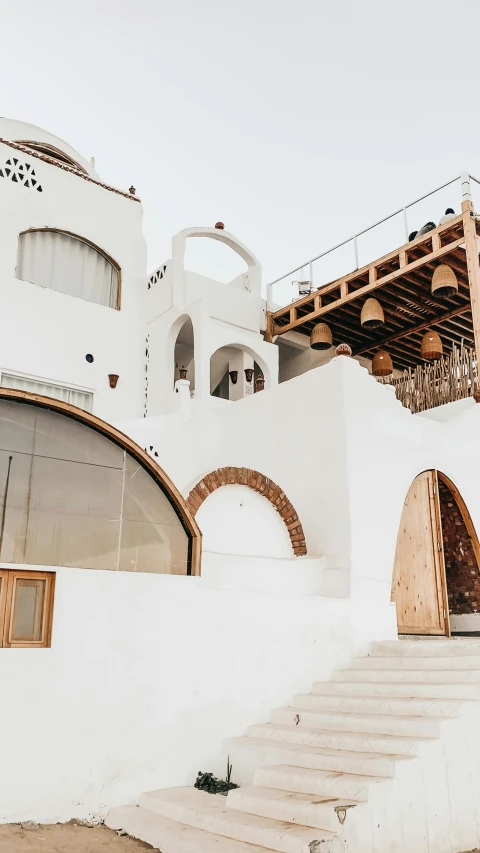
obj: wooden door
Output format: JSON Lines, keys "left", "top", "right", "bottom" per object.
{"left": 392, "top": 470, "right": 449, "bottom": 635}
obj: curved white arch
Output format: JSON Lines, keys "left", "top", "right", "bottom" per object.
{"left": 209, "top": 341, "right": 271, "bottom": 392}
{"left": 172, "top": 226, "right": 262, "bottom": 306}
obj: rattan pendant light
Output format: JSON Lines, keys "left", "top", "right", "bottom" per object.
{"left": 361, "top": 298, "right": 384, "bottom": 328}
{"left": 310, "top": 322, "right": 333, "bottom": 350}
{"left": 431, "top": 264, "right": 458, "bottom": 298}
{"left": 372, "top": 350, "right": 393, "bottom": 376}
{"left": 421, "top": 330, "right": 443, "bottom": 360}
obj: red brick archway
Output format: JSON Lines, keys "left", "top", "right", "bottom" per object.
{"left": 186, "top": 467, "right": 307, "bottom": 556}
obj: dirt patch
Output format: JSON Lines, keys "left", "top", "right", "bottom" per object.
{"left": 0, "top": 822, "right": 158, "bottom": 853}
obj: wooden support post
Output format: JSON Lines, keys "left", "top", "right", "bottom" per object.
{"left": 265, "top": 312, "right": 274, "bottom": 343}
{"left": 462, "top": 200, "right": 480, "bottom": 361}
{"left": 431, "top": 233, "right": 441, "bottom": 252}
{"left": 289, "top": 306, "right": 297, "bottom": 324}
{"left": 369, "top": 266, "right": 377, "bottom": 285}
{"left": 340, "top": 281, "right": 348, "bottom": 299}
{"left": 399, "top": 250, "right": 407, "bottom": 268}
{"left": 314, "top": 293, "right": 322, "bottom": 311}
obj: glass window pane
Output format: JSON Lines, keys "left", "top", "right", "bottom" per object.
{"left": 11, "top": 578, "right": 46, "bottom": 642}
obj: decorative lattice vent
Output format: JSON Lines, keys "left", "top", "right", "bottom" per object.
{"left": 0, "top": 157, "right": 42, "bottom": 191}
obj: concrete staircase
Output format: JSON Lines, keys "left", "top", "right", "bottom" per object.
{"left": 107, "top": 640, "right": 480, "bottom": 853}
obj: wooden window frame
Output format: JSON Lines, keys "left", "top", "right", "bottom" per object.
{"left": 0, "top": 570, "right": 55, "bottom": 649}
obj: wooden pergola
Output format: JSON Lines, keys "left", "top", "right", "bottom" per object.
{"left": 265, "top": 200, "right": 480, "bottom": 372}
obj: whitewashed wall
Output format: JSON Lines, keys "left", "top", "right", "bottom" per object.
{"left": 125, "top": 355, "right": 480, "bottom": 646}
{"left": 196, "top": 484, "right": 293, "bottom": 558}
{"left": 0, "top": 564, "right": 352, "bottom": 824}
{"left": 0, "top": 122, "right": 146, "bottom": 423}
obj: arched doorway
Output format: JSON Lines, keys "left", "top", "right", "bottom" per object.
{"left": 173, "top": 317, "right": 195, "bottom": 391}
{"left": 391, "top": 471, "right": 480, "bottom": 636}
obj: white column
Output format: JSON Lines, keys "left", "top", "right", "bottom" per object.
{"left": 228, "top": 351, "right": 254, "bottom": 401}
{"left": 174, "top": 379, "right": 191, "bottom": 415}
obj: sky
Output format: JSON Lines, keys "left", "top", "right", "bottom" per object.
{"left": 1, "top": 0, "right": 480, "bottom": 300}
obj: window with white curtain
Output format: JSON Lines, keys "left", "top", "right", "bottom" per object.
{"left": 17, "top": 230, "right": 120, "bottom": 309}
{"left": 0, "top": 373, "right": 93, "bottom": 412}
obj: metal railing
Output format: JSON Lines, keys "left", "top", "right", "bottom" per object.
{"left": 267, "top": 172, "right": 480, "bottom": 310}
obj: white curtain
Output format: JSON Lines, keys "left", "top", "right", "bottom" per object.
{"left": 17, "top": 230, "right": 118, "bottom": 309}
{"left": 0, "top": 373, "right": 93, "bottom": 412}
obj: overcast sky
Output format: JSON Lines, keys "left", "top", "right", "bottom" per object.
{"left": 1, "top": 0, "right": 480, "bottom": 296}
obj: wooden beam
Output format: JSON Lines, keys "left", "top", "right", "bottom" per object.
{"left": 354, "top": 304, "right": 472, "bottom": 356}
{"left": 273, "top": 237, "right": 466, "bottom": 337}
{"left": 462, "top": 200, "right": 480, "bottom": 363}
{"left": 271, "top": 211, "right": 465, "bottom": 324}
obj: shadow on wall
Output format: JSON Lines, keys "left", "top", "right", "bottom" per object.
{"left": 174, "top": 317, "right": 195, "bottom": 391}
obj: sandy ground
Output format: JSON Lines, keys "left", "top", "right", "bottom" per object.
{"left": 0, "top": 822, "right": 158, "bottom": 853}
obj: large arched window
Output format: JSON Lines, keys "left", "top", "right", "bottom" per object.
{"left": 17, "top": 229, "right": 120, "bottom": 309}
{"left": 0, "top": 393, "right": 200, "bottom": 574}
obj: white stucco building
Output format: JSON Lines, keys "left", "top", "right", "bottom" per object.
{"left": 2, "top": 119, "right": 480, "bottom": 853}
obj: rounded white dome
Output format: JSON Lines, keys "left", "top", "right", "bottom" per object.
{"left": 0, "top": 118, "right": 99, "bottom": 179}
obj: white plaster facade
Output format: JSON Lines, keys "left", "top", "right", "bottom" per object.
{"left": 2, "top": 118, "right": 480, "bottom": 850}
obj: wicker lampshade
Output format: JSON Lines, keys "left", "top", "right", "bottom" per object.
{"left": 372, "top": 350, "right": 393, "bottom": 376}
{"left": 421, "top": 330, "right": 443, "bottom": 360}
{"left": 361, "top": 298, "right": 384, "bottom": 328}
{"left": 310, "top": 322, "right": 333, "bottom": 350}
{"left": 431, "top": 264, "right": 458, "bottom": 298}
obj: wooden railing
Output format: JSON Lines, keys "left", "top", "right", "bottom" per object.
{"left": 378, "top": 347, "right": 479, "bottom": 413}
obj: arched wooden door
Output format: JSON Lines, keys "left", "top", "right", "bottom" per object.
{"left": 391, "top": 470, "right": 449, "bottom": 635}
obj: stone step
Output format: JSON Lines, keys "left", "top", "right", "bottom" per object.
{"left": 245, "top": 722, "right": 424, "bottom": 756}
{"left": 229, "top": 736, "right": 406, "bottom": 778}
{"left": 353, "top": 655, "right": 480, "bottom": 670}
{"left": 312, "top": 679, "right": 480, "bottom": 699}
{"left": 106, "top": 805, "right": 281, "bottom": 853}
{"left": 370, "top": 640, "right": 480, "bottom": 657}
{"left": 332, "top": 668, "right": 480, "bottom": 684}
{"left": 271, "top": 706, "right": 442, "bottom": 738}
{"left": 292, "top": 692, "right": 462, "bottom": 718}
{"left": 227, "top": 784, "right": 359, "bottom": 832}
{"left": 254, "top": 764, "right": 384, "bottom": 801}
{"left": 138, "top": 787, "right": 337, "bottom": 853}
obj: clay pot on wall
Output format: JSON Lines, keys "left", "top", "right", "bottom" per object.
{"left": 229, "top": 370, "right": 238, "bottom": 384}
{"left": 108, "top": 374, "right": 119, "bottom": 389}
{"left": 244, "top": 368, "right": 254, "bottom": 383}
{"left": 179, "top": 366, "right": 188, "bottom": 380}
{"left": 255, "top": 376, "right": 265, "bottom": 392}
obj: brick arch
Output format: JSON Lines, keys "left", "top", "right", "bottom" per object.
{"left": 186, "top": 467, "right": 307, "bottom": 556}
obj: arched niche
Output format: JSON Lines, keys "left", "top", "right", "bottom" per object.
{"left": 172, "top": 226, "right": 261, "bottom": 306}
{"left": 187, "top": 467, "right": 307, "bottom": 556}
{"left": 210, "top": 343, "right": 270, "bottom": 400}
{"left": 0, "top": 388, "right": 201, "bottom": 575}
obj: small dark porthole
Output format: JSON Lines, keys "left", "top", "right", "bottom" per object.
{"left": 85, "top": 354, "right": 94, "bottom": 363}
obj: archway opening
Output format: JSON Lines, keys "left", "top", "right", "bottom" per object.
{"left": 174, "top": 317, "right": 195, "bottom": 392}
{"left": 210, "top": 345, "right": 265, "bottom": 401}
{"left": 392, "top": 470, "right": 480, "bottom": 636}
{"left": 184, "top": 236, "right": 248, "bottom": 286}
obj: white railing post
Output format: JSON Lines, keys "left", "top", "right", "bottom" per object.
{"left": 266, "top": 281, "right": 273, "bottom": 311}
{"left": 353, "top": 236, "right": 359, "bottom": 269}
{"left": 403, "top": 207, "right": 409, "bottom": 242}
{"left": 461, "top": 171, "right": 472, "bottom": 203}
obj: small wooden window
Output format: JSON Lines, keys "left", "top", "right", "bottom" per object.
{"left": 0, "top": 570, "right": 55, "bottom": 648}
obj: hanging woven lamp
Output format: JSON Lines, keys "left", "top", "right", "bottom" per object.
{"left": 421, "top": 330, "right": 443, "bottom": 360}
{"left": 431, "top": 264, "right": 458, "bottom": 298}
{"left": 372, "top": 350, "right": 393, "bottom": 376}
{"left": 310, "top": 322, "right": 333, "bottom": 350}
{"left": 361, "top": 297, "right": 384, "bottom": 329}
